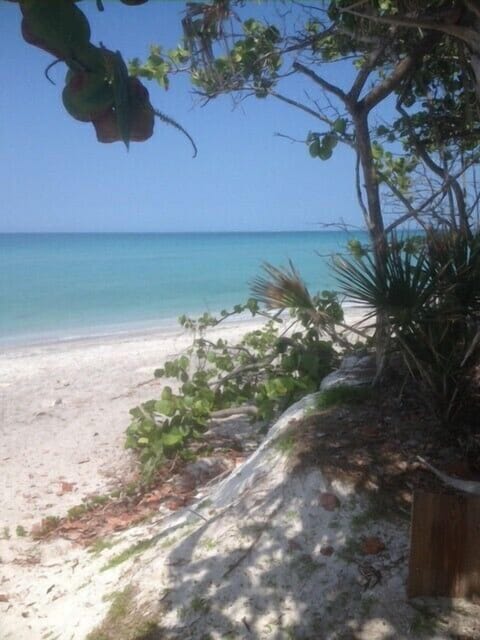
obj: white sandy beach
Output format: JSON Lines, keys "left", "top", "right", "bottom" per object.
{"left": 0, "top": 309, "right": 369, "bottom": 534}
{"left": 0, "top": 318, "right": 269, "bottom": 534}
{"left": 2, "top": 309, "right": 479, "bottom": 640}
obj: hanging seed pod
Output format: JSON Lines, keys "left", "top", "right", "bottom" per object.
{"left": 62, "top": 70, "right": 114, "bottom": 122}
{"left": 92, "top": 77, "right": 154, "bottom": 144}
{"left": 72, "top": 43, "right": 106, "bottom": 74}
{"left": 20, "top": 0, "right": 90, "bottom": 61}
{"left": 128, "top": 77, "right": 154, "bottom": 142}
{"left": 92, "top": 108, "right": 122, "bottom": 143}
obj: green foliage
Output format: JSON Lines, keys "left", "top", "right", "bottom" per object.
{"left": 188, "top": 16, "right": 282, "bottom": 98}
{"left": 371, "top": 141, "right": 417, "bottom": 193}
{"left": 16, "top": 1, "right": 195, "bottom": 150}
{"left": 307, "top": 131, "right": 339, "bottom": 161}
{"left": 127, "top": 288, "right": 343, "bottom": 482}
{"left": 101, "top": 538, "right": 156, "bottom": 571}
{"left": 87, "top": 585, "right": 161, "bottom": 640}
{"left": 316, "top": 386, "right": 373, "bottom": 409}
{"left": 334, "top": 230, "right": 480, "bottom": 424}
{"left": 129, "top": 46, "right": 172, "bottom": 89}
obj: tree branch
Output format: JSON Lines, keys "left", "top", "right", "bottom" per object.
{"left": 362, "top": 33, "right": 439, "bottom": 112}
{"left": 292, "top": 61, "right": 349, "bottom": 104}
{"left": 340, "top": 6, "right": 472, "bottom": 44}
{"left": 396, "top": 101, "right": 471, "bottom": 237}
{"left": 348, "top": 42, "right": 388, "bottom": 102}
{"left": 270, "top": 90, "right": 334, "bottom": 123}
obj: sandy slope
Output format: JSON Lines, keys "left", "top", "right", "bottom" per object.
{"left": 2, "top": 392, "right": 478, "bottom": 640}
{"left": 6, "top": 309, "right": 476, "bottom": 639}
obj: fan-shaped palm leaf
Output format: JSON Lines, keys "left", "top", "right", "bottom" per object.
{"left": 250, "top": 261, "right": 315, "bottom": 312}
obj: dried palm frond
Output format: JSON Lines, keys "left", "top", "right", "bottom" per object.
{"left": 250, "top": 261, "right": 314, "bottom": 312}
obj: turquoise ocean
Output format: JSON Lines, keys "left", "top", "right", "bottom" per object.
{"left": 0, "top": 232, "right": 366, "bottom": 346}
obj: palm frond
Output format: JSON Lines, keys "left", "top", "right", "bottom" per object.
{"left": 250, "top": 261, "right": 314, "bottom": 312}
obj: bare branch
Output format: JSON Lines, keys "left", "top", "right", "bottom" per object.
{"left": 396, "top": 101, "right": 471, "bottom": 236}
{"left": 270, "top": 90, "right": 333, "bottom": 122}
{"left": 292, "top": 61, "right": 349, "bottom": 104}
{"left": 362, "top": 33, "right": 439, "bottom": 112}
{"left": 348, "top": 42, "right": 388, "bottom": 102}
{"left": 211, "top": 405, "right": 258, "bottom": 418}
{"left": 340, "top": 6, "right": 472, "bottom": 45}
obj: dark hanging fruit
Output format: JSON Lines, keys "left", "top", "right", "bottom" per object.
{"left": 92, "top": 108, "right": 122, "bottom": 143}
{"left": 19, "top": 0, "right": 91, "bottom": 61}
{"left": 92, "top": 76, "right": 155, "bottom": 144}
{"left": 62, "top": 70, "right": 114, "bottom": 122}
{"left": 73, "top": 44, "right": 106, "bottom": 74}
{"left": 128, "top": 77, "right": 154, "bottom": 142}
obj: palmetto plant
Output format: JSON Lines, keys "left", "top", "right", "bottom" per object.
{"left": 333, "top": 230, "right": 480, "bottom": 425}
{"left": 250, "top": 260, "right": 358, "bottom": 344}
{"left": 333, "top": 240, "right": 436, "bottom": 328}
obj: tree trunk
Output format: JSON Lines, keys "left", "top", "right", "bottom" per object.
{"left": 351, "top": 108, "right": 388, "bottom": 376}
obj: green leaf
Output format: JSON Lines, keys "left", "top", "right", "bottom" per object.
{"left": 333, "top": 118, "right": 346, "bottom": 134}
{"left": 154, "top": 399, "right": 176, "bottom": 416}
{"left": 162, "top": 429, "right": 186, "bottom": 447}
{"left": 309, "top": 139, "right": 320, "bottom": 157}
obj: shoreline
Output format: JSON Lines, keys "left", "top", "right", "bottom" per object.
{"left": 0, "top": 306, "right": 366, "bottom": 533}
{"left": 0, "top": 303, "right": 366, "bottom": 353}
{"left": 0, "top": 311, "right": 266, "bottom": 353}
{"left": 0, "top": 315, "right": 268, "bottom": 533}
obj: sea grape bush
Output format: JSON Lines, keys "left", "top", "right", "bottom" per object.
{"left": 126, "top": 296, "right": 342, "bottom": 482}
{"left": 13, "top": 0, "right": 196, "bottom": 152}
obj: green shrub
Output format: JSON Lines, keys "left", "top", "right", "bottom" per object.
{"left": 334, "top": 229, "right": 480, "bottom": 426}
{"left": 126, "top": 295, "right": 342, "bottom": 482}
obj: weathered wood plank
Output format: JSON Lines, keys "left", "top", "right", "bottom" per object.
{"left": 408, "top": 491, "right": 480, "bottom": 599}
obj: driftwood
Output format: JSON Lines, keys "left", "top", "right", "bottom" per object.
{"left": 211, "top": 405, "right": 258, "bottom": 419}
{"left": 417, "top": 456, "right": 480, "bottom": 496}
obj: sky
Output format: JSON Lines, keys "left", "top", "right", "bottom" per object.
{"left": 1, "top": 1, "right": 361, "bottom": 233}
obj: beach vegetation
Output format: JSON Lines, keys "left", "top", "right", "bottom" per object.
{"left": 87, "top": 586, "right": 161, "bottom": 640}
{"left": 15, "top": 525, "right": 27, "bottom": 537}
{"left": 101, "top": 537, "right": 157, "bottom": 571}
{"left": 334, "top": 228, "right": 480, "bottom": 426}
{"left": 316, "top": 386, "right": 373, "bottom": 410}
{"left": 88, "top": 538, "right": 118, "bottom": 556}
{"left": 126, "top": 292, "right": 347, "bottom": 482}
{"left": 31, "top": 515, "right": 61, "bottom": 539}
{"left": 13, "top": 2, "right": 480, "bottom": 413}
{"left": 129, "top": 0, "right": 480, "bottom": 384}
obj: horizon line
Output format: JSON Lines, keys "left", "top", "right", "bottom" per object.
{"left": 0, "top": 228, "right": 367, "bottom": 235}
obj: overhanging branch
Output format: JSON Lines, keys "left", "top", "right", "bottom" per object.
{"left": 292, "top": 61, "right": 348, "bottom": 104}
{"left": 362, "top": 33, "right": 439, "bottom": 112}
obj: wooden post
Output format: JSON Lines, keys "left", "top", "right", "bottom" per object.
{"left": 408, "top": 491, "right": 480, "bottom": 599}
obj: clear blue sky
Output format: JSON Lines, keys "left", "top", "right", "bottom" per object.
{"left": 1, "top": 1, "right": 360, "bottom": 233}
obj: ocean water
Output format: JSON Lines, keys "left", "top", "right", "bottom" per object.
{"left": 0, "top": 232, "right": 367, "bottom": 346}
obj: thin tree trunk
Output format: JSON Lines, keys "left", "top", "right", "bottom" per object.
{"left": 351, "top": 108, "right": 388, "bottom": 376}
